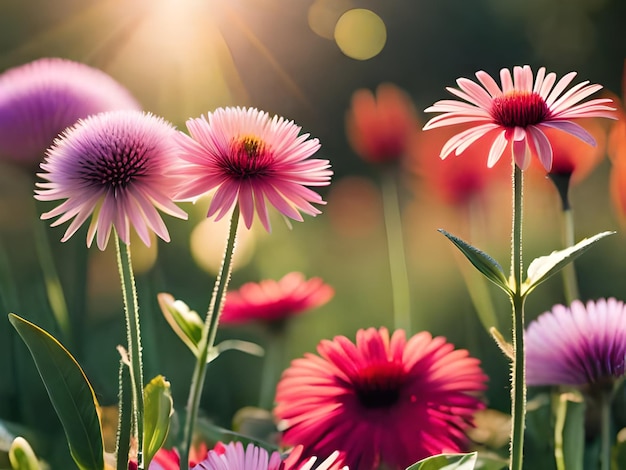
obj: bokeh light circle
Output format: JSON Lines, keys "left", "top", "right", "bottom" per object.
{"left": 334, "top": 9, "right": 386, "bottom": 60}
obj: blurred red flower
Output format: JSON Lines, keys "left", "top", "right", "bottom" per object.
{"left": 345, "top": 83, "right": 419, "bottom": 164}
{"left": 221, "top": 272, "right": 334, "bottom": 326}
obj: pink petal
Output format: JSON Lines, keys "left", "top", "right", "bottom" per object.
{"left": 500, "top": 68, "right": 513, "bottom": 93}
{"left": 545, "top": 71, "right": 577, "bottom": 106}
{"left": 475, "top": 70, "right": 502, "bottom": 97}
{"left": 487, "top": 130, "right": 508, "bottom": 167}
{"left": 512, "top": 135, "right": 530, "bottom": 170}
{"left": 540, "top": 120, "right": 597, "bottom": 146}
{"left": 527, "top": 126, "right": 553, "bottom": 171}
{"left": 456, "top": 77, "right": 493, "bottom": 109}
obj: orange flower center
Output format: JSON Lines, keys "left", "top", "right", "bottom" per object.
{"left": 224, "top": 135, "right": 272, "bottom": 178}
{"left": 353, "top": 362, "right": 405, "bottom": 409}
{"left": 490, "top": 91, "right": 550, "bottom": 128}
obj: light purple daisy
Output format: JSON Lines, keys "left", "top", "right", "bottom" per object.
{"left": 192, "top": 442, "right": 347, "bottom": 470}
{"left": 35, "top": 110, "right": 188, "bottom": 250}
{"left": 526, "top": 298, "right": 626, "bottom": 386}
{"left": 174, "top": 107, "right": 332, "bottom": 231}
{"left": 423, "top": 65, "right": 615, "bottom": 171}
{"left": 0, "top": 57, "right": 140, "bottom": 168}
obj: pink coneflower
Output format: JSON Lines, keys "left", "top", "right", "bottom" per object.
{"left": 35, "top": 110, "right": 188, "bottom": 250}
{"left": 192, "top": 442, "right": 347, "bottom": 470}
{"left": 274, "top": 327, "right": 487, "bottom": 470}
{"left": 423, "top": 65, "right": 615, "bottom": 171}
{"left": 526, "top": 298, "right": 626, "bottom": 387}
{"left": 174, "top": 107, "right": 332, "bottom": 231}
{"left": 221, "top": 272, "right": 334, "bottom": 326}
{"left": 345, "top": 83, "right": 419, "bottom": 163}
{"left": 0, "top": 58, "right": 140, "bottom": 168}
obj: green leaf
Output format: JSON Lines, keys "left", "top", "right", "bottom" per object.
{"left": 522, "top": 231, "right": 614, "bottom": 296}
{"left": 115, "top": 358, "right": 133, "bottom": 470}
{"left": 406, "top": 452, "right": 477, "bottom": 470}
{"left": 438, "top": 230, "right": 511, "bottom": 295}
{"left": 9, "top": 437, "right": 41, "bottom": 470}
{"left": 553, "top": 390, "right": 585, "bottom": 470}
{"left": 207, "top": 340, "right": 264, "bottom": 363}
{"left": 8, "top": 314, "right": 104, "bottom": 470}
{"left": 142, "top": 376, "right": 173, "bottom": 469}
{"left": 157, "top": 293, "right": 203, "bottom": 356}
{"left": 474, "top": 454, "right": 508, "bottom": 470}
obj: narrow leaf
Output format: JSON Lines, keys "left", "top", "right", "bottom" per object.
{"left": 207, "top": 340, "right": 265, "bottom": 363}
{"left": 523, "top": 231, "right": 614, "bottom": 295}
{"left": 406, "top": 452, "right": 477, "bottom": 470}
{"left": 157, "top": 293, "right": 203, "bottom": 356}
{"left": 553, "top": 391, "right": 585, "bottom": 470}
{"left": 142, "top": 376, "right": 173, "bottom": 469}
{"left": 8, "top": 314, "right": 104, "bottom": 470}
{"left": 438, "top": 230, "right": 511, "bottom": 295}
{"left": 115, "top": 359, "right": 133, "bottom": 470}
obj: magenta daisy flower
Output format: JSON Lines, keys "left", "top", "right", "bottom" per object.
{"left": 274, "top": 327, "right": 487, "bottom": 470}
{"left": 423, "top": 65, "right": 615, "bottom": 171}
{"left": 0, "top": 58, "right": 140, "bottom": 168}
{"left": 35, "top": 110, "right": 188, "bottom": 250}
{"left": 174, "top": 107, "right": 332, "bottom": 231}
{"left": 221, "top": 272, "right": 334, "bottom": 326}
{"left": 192, "top": 442, "right": 347, "bottom": 470}
{"left": 526, "top": 298, "right": 626, "bottom": 387}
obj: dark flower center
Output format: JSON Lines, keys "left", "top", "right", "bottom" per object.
{"left": 353, "top": 362, "right": 405, "bottom": 409}
{"left": 490, "top": 91, "right": 550, "bottom": 128}
{"left": 223, "top": 135, "right": 273, "bottom": 179}
{"left": 79, "top": 135, "right": 149, "bottom": 191}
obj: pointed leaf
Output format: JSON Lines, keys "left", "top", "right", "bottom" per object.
{"left": 142, "top": 376, "right": 173, "bottom": 469}
{"left": 115, "top": 359, "right": 133, "bottom": 470}
{"left": 522, "top": 231, "right": 614, "bottom": 295}
{"left": 8, "top": 314, "right": 104, "bottom": 470}
{"left": 207, "top": 340, "right": 265, "bottom": 363}
{"left": 157, "top": 293, "right": 203, "bottom": 356}
{"left": 438, "top": 230, "right": 511, "bottom": 295}
{"left": 406, "top": 452, "right": 478, "bottom": 470}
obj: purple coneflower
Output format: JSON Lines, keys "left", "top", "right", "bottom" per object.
{"left": 174, "top": 107, "right": 332, "bottom": 231}
{"left": 35, "top": 110, "right": 187, "bottom": 250}
{"left": 423, "top": 65, "right": 615, "bottom": 170}
{"left": 526, "top": 298, "right": 626, "bottom": 387}
{"left": 0, "top": 57, "right": 140, "bottom": 168}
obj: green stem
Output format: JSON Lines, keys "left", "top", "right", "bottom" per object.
{"left": 115, "top": 236, "right": 144, "bottom": 469}
{"left": 553, "top": 392, "right": 567, "bottom": 470}
{"left": 561, "top": 208, "right": 580, "bottom": 303}
{"left": 180, "top": 208, "right": 240, "bottom": 470}
{"left": 509, "top": 163, "right": 526, "bottom": 470}
{"left": 600, "top": 390, "right": 612, "bottom": 470}
{"left": 258, "top": 327, "right": 286, "bottom": 410}
{"left": 381, "top": 166, "right": 411, "bottom": 333}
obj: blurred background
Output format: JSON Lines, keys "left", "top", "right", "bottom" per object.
{"left": 0, "top": 0, "right": 625, "bottom": 467}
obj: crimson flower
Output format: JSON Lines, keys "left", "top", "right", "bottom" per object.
{"left": 174, "top": 107, "right": 332, "bottom": 231}
{"left": 274, "top": 327, "right": 487, "bottom": 470}
{"left": 35, "top": 110, "right": 187, "bottom": 250}
{"left": 423, "top": 65, "right": 615, "bottom": 170}
{"left": 0, "top": 57, "right": 140, "bottom": 169}
{"left": 526, "top": 298, "right": 626, "bottom": 387}
{"left": 221, "top": 272, "right": 334, "bottom": 326}
{"left": 345, "top": 83, "right": 418, "bottom": 163}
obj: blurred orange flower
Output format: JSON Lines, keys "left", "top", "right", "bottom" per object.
{"left": 345, "top": 83, "right": 419, "bottom": 163}
{"left": 408, "top": 125, "right": 508, "bottom": 207}
{"left": 608, "top": 60, "right": 626, "bottom": 164}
